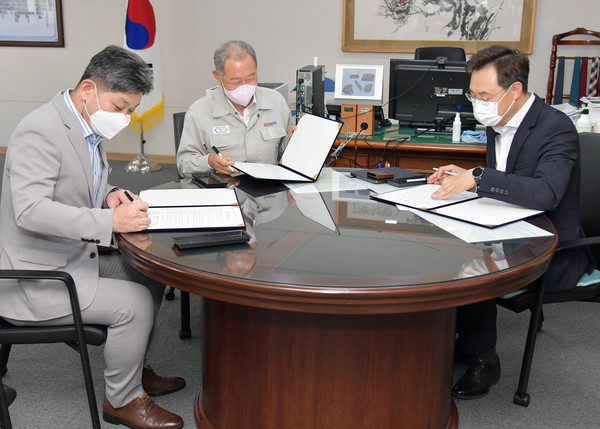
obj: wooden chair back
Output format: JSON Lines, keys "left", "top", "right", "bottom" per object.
{"left": 546, "top": 27, "right": 600, "bottom": 104}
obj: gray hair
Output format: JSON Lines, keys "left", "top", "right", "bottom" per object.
{"left": 77, "top": 45, "right": 154, "bottom": 95}
{"left": 213, "top": 40, "right": 257, "bottom": 77}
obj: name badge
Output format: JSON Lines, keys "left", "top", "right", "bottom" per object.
{"left": 213, "top": 125, "right": 230, "bottom": 135}
{"left": 264, "top": 121, "right": 278, "bottom": 139}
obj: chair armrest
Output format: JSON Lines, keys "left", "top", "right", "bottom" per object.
{"left": 555, "top": 236, "right": 600, "bottom": 253}
{"left": 0, "top": 270, "right": 87, "bottom": 344}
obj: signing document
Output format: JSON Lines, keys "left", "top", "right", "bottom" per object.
{"left": 234, "top": 113, "right": 342, "bottom": 182}
{"left": 372, "top": 184, "right": 542, "bottom": 228}
{"left": 139, "top": 188, "right": 245, "bottom": 231}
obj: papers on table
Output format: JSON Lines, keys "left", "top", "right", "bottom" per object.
{"left": 433, "top": 198, "right": 543, "bottom": 228}
{"left": 286, "top": 168, "right": 370, "bottom": 194}
{"left": 403, "top": 207, "right": 553, "bottom": 243}
{"left": 140, "top": 188, "right": 239, "bottom": 207}
{"left": 139, "top": 188, "right": 245, "bottom": 231}
{"left": 373, "top": 184, "right": 478, "bottom": 210}
{"left": 372, "top": 184, "right": 542, "bottom": 228}
{"left": 234, "top": 113, "right": 342, "bottom": 182}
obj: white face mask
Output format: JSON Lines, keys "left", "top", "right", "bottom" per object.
{"left": 472, "top": 84, "right": 515, "bottom": 127}
{"left": 220, "top": 77, "right": 257, "bottom": 107}
{"left": 84, "top": 86, "right": 131, "bottom": 139}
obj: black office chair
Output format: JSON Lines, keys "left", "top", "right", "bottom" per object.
{"left": 414, "top": 46, "right": 466, "bottom": 61}
{"left": 0, "top": 270, "right": 107, "bottom": 429}
{"left": 496, "top": 132, "right": 600, "bottom": 407}
{"left": 0, "top": 384, "right": 16, "bottom": 429}
{"left": 164, "top": 112, "right": 192, "bottom": 339}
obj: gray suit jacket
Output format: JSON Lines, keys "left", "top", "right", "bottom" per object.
{"left": 0, "top": 92, "right": 116, "bottom": 321}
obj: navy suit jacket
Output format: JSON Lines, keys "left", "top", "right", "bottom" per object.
{"left": 478, "top": 94, "right": 595, "bottom": 292}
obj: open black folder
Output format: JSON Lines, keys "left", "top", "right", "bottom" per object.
{"left": 139, "top": 188, "right": 245, "bottom": 231}
{"left": 371, "top": 184, "right": 543, "bottom": 228}
{"left": 234, "top": 113, "right": 342, "bottom": 182}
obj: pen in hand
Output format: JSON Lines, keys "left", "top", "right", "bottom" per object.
{"left": 432, "top": 167, "right": 457, "bottom": 176}
{"left": 124, "top": 190, "right": 135, "bottom": 202}
{"left": 212, "top": 145, "right": 235, "bottom": 172}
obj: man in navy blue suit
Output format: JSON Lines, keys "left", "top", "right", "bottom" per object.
{"left": 428, "top": 45, "right": 595, "bottom": 399}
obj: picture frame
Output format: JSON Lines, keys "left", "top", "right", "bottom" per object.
{"left": 343, "top": 0, "right": 537, "bottom": 54}
{"left": 334, "top": 64, "right": 384, "bottom": 102}
{"left": 0, "top": 0, "right": 64, "bottom": 47}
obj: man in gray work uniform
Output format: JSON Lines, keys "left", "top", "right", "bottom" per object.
{"left": 177, "top": 40, "right": 294, "bottom": 177}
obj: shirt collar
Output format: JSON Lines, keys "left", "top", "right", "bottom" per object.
{"left": 492, "top": 92, "right": 535, "bottom": 133}
{"left": 62, "top": 89, "right": 97, "bottom": 139}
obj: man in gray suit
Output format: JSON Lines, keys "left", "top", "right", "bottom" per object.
{"left": 0, "top": 46, "right": 184, "bottom": 429}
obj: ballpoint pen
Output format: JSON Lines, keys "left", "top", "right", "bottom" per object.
{"left": 212, "top": 146, "right": 235, "bottom": 172}
{"left": 432, "top": 167, "right": 457, "bottom": 176}
{"left": 124, "top": 190, "right": 135, "bottom": 202}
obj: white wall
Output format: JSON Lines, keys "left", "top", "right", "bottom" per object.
{"left": 1, "top": 0, "right": 599, "bottom": 157}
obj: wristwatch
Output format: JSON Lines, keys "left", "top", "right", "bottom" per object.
{"left": 472, "top": 167, "right": 484, "bottom": 187}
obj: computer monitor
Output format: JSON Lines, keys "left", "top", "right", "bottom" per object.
{"left": 388, "top": 58, "right": 475, "bottom": 131}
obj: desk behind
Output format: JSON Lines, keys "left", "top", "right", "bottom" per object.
{"left": 330, "top": 125, "right": 486, "bottom": 172}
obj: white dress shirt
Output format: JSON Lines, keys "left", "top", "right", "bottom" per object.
{"left": 492, "top": 92, "right": 535, "bottom": 172}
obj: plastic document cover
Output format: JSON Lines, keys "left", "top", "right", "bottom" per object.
{"left": 234, "top": 113, "right": 342, "bottom": 182}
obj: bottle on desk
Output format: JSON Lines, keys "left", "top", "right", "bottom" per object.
{"left": 452, "top": 112, "right": 462, "bottom": 142}
{"left": 576, "top": 106, "right": 593, "bottom": 133}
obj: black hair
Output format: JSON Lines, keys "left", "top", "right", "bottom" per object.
{"left": 77, "top": 45, "right": 153, "bottom": 94}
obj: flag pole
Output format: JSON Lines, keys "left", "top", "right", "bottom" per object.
{"left": 125, "top": 123, "right": 162, "bottom": 173}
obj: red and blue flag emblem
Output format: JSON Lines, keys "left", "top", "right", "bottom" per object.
{"left": 125, "top": 0, "right": 156, "bottom": 50}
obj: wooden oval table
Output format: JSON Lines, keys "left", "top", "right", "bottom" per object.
{"left": 117, "top": 178, "right": 557, "bottom": 429}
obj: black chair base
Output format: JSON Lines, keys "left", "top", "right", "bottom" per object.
{"left": 165, "top": 286, "right": 192, "bottom": 339}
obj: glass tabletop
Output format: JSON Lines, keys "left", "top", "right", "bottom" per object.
{"left": 119, "top": 174, "right": 556, "bottom": 290}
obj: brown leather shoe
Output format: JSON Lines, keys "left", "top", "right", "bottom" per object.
{"left": 142, "top": 365, "right": 186, "bottom": 396}
{"left": 103, "top": 394, "right": 183, "bottom": 429}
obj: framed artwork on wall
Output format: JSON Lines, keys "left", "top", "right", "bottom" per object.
{"left": 342, "top": 0, "right": 537, "bottom": 54}
{"left": 334, "top": 64, "right": 385, "bottom": 102}
{"left": 0, "top": 0, "right": 64, "bottom": 47}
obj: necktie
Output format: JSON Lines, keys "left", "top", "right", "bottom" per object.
{"left": 588, "top": 58, "right": 599, "bottom": 97}
{"left": 579, "top": 57, "right": 589, "bottom": 103}
{"left": 569, "top": 57, "right": 581, "bottom": 107}
{"left": 553, "top": 56, "right": 565, "bottom": 105}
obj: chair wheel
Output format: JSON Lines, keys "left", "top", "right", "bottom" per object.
{"left": 179, "top": 330, "right": 191, "bottom": 340}
{"left": 514, "top": 392, "right": 530, "bottom": 407}
{"left": 165, "top": 289, "right": 175, "bottom": 301}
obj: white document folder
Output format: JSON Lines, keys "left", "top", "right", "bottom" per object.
{"left": 139, "top": 188, "right": 245, "bottom": 231}
{"left": 372, "top": 184, "right": 543, "bottom": 228}
{"left": 234, "top": 113, "right": 342, "bottom": 182}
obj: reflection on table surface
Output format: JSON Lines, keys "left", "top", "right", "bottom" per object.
{"left": 120, "top": 172, "right": 556, "bottom": 290}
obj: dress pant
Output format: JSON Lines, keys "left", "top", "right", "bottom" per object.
{"left": 456, "top": 299, "right": 497, "bottom": 356}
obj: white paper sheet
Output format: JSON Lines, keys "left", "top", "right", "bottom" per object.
{"left": 139, "top": 188, "right": 244, "bottom": 230}
{"left": 374, "top": 184, "right": 477, "bottom": 210}
{"left": 234, "top": 114, "right": 341, "bottom": 182}
{"left": 139, "top": 188, "right": 238, "bottom": 207}
{"left": 403, "top": 207, "right": 553, "bottom": 243}
{"left": 286, "top": 169, "right": 368, "bottom": 194}
{"left": 434, "top": 197, "right": 542, "bottom": 228}
{"left": 147, "top": 206, "right": 245, "bottom": 230}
